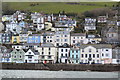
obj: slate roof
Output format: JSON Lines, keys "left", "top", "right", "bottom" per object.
{"left": 71, "top": 33, "right": 86, "bottom": 36}
{"left": 41, "top": 43, "right": 54, "bottom": 47}
{"left": 80, "top": 44, "right": 112, "bottom": 49}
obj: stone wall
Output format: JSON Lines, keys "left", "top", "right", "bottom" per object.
{"left": 1, "top": 63, "right": 120, "bottom": 72}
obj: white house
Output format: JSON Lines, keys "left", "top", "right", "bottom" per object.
{"left": 71, "top": 33, "right": 88, "bottom": 45}
{"left": 58, "top": 45, "right": 70, "bottom": 63}
{"left": 100, "top": 44, "right": 112, "bottom": 64}
{"left": 6, "top": 20, "right": 22, "bottom": 34}
{"left": 24, "top": 49, "right": 39, "bottom": 63}
{"left": 36, "top": 43, "right": 57, "bottom": 64}
{"left": 80, "top": 44, "right": 112, "bottom": 64}
{"left": 84, "top": 18, "right": 96, "bottom": 31}
{"left": 37, "top": 17, "right": 45, "bottom": 30}
{"left": 80, "top": 44, "right": 101, "bottom": 64}
{"left": 55, "top": 31, "right": 70, "bottom": 47}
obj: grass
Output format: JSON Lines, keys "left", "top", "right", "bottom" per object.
{"left": 3, "top": 2, "right": 117, "bottom": 14}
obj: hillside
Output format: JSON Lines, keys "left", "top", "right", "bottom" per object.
{"left": 2, "top": 2, "right": 117, "bottom": 14}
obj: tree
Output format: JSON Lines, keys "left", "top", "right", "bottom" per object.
{"left": 2, "top": 3, "right": 15, "bottom": 15}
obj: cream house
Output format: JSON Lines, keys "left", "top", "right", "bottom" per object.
{"left": 36, "top": 43, "right": 57, "bottom": 64}
{"left": 80, "top": 44, "right": 101, "bottom": 64}
{"left": 80, "top": 44, "right": 112, "bottom": 64}
{"left": 71, "top": 33, "right": 87, "bottom": 45}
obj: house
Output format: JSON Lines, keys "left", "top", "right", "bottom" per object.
{"left": 112, "top": 46, "right": 120, "bottom": 64}
{"left": 6, "top": 20, "right": 22, "bottom": 34}
{"left": 19, "top": 33, "right": 28, "bottom": 43}
{"left": 80, "top": 44, "right": 101, "bottom": 64}
{"left": 58, "top": 44, "right": 70, "bottom": 63}
{"left": 80, "top": 44, "right": 112, "bottom": 64}
{"left": 43, "top": 31, "right": 55, "bottom": 45}
{"left": 27, "top": 34, "right": 42, "bottom": 44}
{"left": 10, "top": 49, "right": 25, "bottom": 63}
{"left": 104, "top": 27, "right": 119, "bottom": 44}
{"left": 0, "top": 30, "right": 12, "bottom": 44}
{"left": 12, "top": 11, "right": 27, "bottom": 21}
{"left": 97, "top": 16, "right": 107, "bottom": 23}
{"left": 0, "top": 46, "right": 11, "bottom": 62}
{"left": 11, "top": 35, "right": 20, "bottom": 44}
{"left": 12, "top": 43, "right": 41, "bottom": 50}
{"left": 100, "top": 44, "right": 112, "bottom": 64}
{"left": 55, "top": 31, "right": 70, "bottom": 47}
{"left": 84, "top": 18, "right": 96, "bottom": 31}
{"left": 71, "top": 33, "right": 87, "bottom": 45}
{"left": 36, "top": 17, "right": 45, "bottom": 30}
{"left": 24, "top": 49, "right": 39, "bottom": 63}
{"left": 2, "top": 15, "right": 12, "bottom": 22}
{"left": 86, "top": 34, "right": 102, "bottom": 44}
{"left": 69, "top": 48, "right": 80, "bottom": 64}
{"left": 37, "top": 43, "right": 57, "bottom": 64}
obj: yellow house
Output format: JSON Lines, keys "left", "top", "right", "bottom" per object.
{"left": 11, "top": 36, "right": 20, "bottom": 44}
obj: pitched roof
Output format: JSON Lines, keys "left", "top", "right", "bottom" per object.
{"left": 80, "top": 44, "right": 112, "bottom": 49}
{"left": 41, "top": 43, "right": 54, "bottom": 47}
{"left": 71, "top": 33, "right": 86, "bottom": 36}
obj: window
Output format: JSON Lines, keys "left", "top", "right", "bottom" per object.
{"left": 106, "top": 49, "right": 108, "bottom": 51}
{"left": 42, "top": 52, "right": 44, "bottom": 54}
{"left": 72, "top": 50, "right": 74, "bottom": 53}
{"left": 60, "top": 49, "right": 63, "bottom": 52}
{"left": 64, "top": 39, "right": 67, "bottom": 42}
{"left": 65, "top": 35, "right": 67, "bottom": 37}
{"left": 76, "top": 60, "right": 78, "bottom": 63}
{"left": 66, "top": 49, "right": 67, "bottom": 52}
{"left": 76, "top": 55, "right": 78, "bottom": 58}
{"left": 48, "top": 56, "right": 51, "bottom": 59}
{"left": 89, "top": 54, "right": 91, "bottom": 58}
{"left": 49, "top": 52, "right": 50, "bottom": 55}
{"left": 49, "top": 48, "right": 50, "bottom": 51}
{"left": 93, "top": 54, "right": 95, "bottom": 58}
{"left": 102, "top": 54, "right": 104, "bottom": 56}
{"left": 73, "top": 40, "right": 75, "bottom": 43}
{"left": 29, "top": 52, "right": 31, "bottom": 54}
{"left": 28, "top": 56, "right": 32, "bottom": 59}
{"left": 82, "top": 49, "right": 84, "bottom": 52}
{"left": 65, "top": 54, "right": 67, "bottom": 57}
{"left": 97, "top": 54, "right": 99, "bottom": 58}
{"left": 20, "top": 56, "right": 22, "bottom": 58}
{"left": 76, "top": 50, "right": 78, "bottom": 53}
{"left": 96, "top": 49, "right": 98, "bottom": 52}
{"left": 50, "top": 40, "right": 52, "bottom": 42}
{"left": 85, "top": 54, "right": 87, "bottom": 58}
{"left": 42, "top": 56, "right": 44, "bottom": 59}
{"left": 72, "top": 55, "right": 74, "bottom": 58}
{"left": 81, "top": 54, "right": 84, "bottom": 58}
{"left": 14, "top": 56, "right": 16, "bottom": 58}
{"left": 15, "top": 52, "right": 16, "bottom": 54}
{"left": 57, "top": 39, "right": 59, "bottom": 42}
{"left": 42, "top": 48, "right": 44, "bottom": 50}
{"left": 106, "top": 54, "right": 109, "bottom": 57}
{"left": 97, "top": 60, "right": 99, "bottom": 63}
{"left": 61, "top": 54, "right": 63, "bottom": 57}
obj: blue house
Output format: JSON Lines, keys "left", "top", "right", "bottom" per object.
{"left": 69, "top": 48, "right": 80, "bottom": 64}
{"left": 18, "top": 21, "right": 27, "bottom": 28}
{"left": 27, "top": 34, "right": 41, "bottom": 43}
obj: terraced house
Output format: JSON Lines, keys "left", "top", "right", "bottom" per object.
{"left": 37, "top": 43, "right": 57, "bottom": 64}
{"left": 69, "top": 48, "right": 80, "bottom": 64}
{"left": 27, "top": 34, "right": 41, "bottom": 43}
{"left": 10, "top": 49, "right": 25, "bottom": 63}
